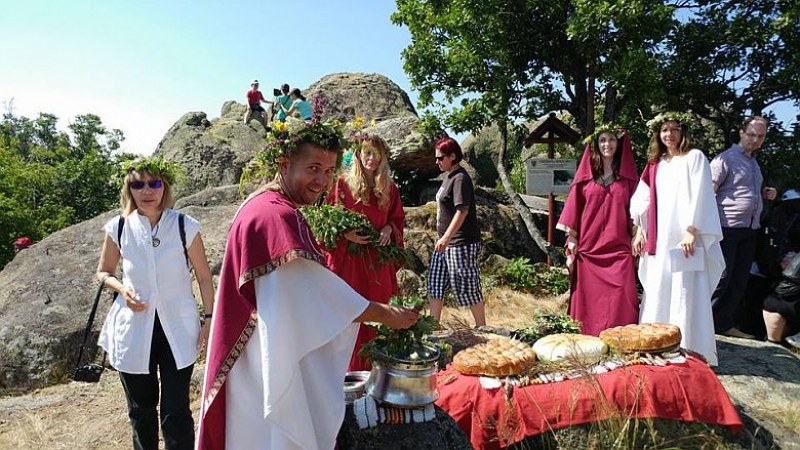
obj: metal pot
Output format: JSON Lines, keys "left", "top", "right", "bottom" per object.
{"left": 366, "top": 345, "right": 440, "bottom": 407}
{"left": 344, "top": 371, "right": 370, "bottom": 404}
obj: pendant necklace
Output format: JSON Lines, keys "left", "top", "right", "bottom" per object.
{"left": 151, "top": 223, "right": 161, "bottom": 248}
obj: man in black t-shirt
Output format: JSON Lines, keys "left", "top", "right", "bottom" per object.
{"left": 427, "top": 137, "right": 485, "bottom": 327}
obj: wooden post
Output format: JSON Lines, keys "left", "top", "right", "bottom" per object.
{"left": 547, "top": 136, "right": 555, "bottom": 266}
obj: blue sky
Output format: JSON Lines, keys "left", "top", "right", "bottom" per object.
{"left": 0, "top": 1, "right": 422, "bottom": 155}
{"left": 1, "top": 1, "right": 795, "bottom": 157}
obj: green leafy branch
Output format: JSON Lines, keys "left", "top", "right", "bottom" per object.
{"left": 358, "top": 295, "right": 439, "bottom": 362}
{"left": 300, "top": 204, "right": 413, "bottom": 267}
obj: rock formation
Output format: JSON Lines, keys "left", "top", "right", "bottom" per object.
{"left": 155, "top": 73, "right": 439, "bottom": 200}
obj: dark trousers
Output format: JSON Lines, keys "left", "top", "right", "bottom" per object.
{"left": 118, "top": 315, "right": 194, "bottom": 450}
{"left": 712, "top": 227, "right": 758, "bottom": 333}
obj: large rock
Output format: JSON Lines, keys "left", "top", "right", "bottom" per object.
{"left": 0, "top": 200, "right": 238, "bottom": 391}
{"left": 305, "top": 72, "right": 417, "bottom": 121}
{"left": 155, "top": 73, "right": 440, "bottom": 200}
{"left": 154, "top": 110, "right": 265, "bottom": 197}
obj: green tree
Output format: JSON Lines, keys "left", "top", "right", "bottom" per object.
{"left": 392, "top": 0, "right": 800, "bottom": 259}
{"left": 0, "top": 112, "right": 123, "bottom": 269}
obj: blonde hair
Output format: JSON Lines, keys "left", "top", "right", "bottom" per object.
{"left": 345, "top": 135, "right": 392, "bottom": 209}
{"left": 647, "top": 121, "right": 691, "bottom": 163}
{"left": 120, "top": 170, "right": 175, "bottom": 216}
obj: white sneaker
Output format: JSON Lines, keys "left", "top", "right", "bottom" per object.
{"left": 785, "top": 332, "right": 800, "bottom": 349}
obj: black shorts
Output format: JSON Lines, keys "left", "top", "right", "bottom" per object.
{"left": 249, "top": 104, "right": 265, "bottom": 113}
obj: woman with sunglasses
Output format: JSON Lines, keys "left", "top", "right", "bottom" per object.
{"left": 323, "top": 134, "right": 406, "bottom": 371}
{"left": 95, "top": 156, "right": 215, "bottom": 450}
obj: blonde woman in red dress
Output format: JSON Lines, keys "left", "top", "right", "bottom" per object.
{"left": 324, "top": 134, "right": 406, "bottom": 371}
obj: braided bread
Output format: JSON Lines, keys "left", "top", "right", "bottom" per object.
{"left": 452, "top": 337, "right": 537, "bottom": 377}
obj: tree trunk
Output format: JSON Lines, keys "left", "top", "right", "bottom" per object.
{"left": 495, "top": 120, "right": 564, "bottom": 265}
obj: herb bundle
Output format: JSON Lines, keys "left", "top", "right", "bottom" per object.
{"left": 300, "top": 204, "right": 413, "bottom": 267}
{"left": 359, "top": 295, "right": 439, "bottom": 362}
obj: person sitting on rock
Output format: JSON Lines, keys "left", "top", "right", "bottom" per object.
{"left": 273, "top": 83, "right": 292, "bottom": 122}
{"left": 280, "top": 88, "right": 313, "bottom": 122}
{"left": 243, "top": 79, "right": 272, "bottom": 130}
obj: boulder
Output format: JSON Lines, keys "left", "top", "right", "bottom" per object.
{"left": 305, "top": 72, "right": 417, "bottom": 121}
{"left": 156, "top": 73, "right": 440, "bottom": 199}
{"left": 154, "top": 111, "right": 266, "bottom": 197}
{"left": 0, "top": 202, "right": 237, "bottom": 391}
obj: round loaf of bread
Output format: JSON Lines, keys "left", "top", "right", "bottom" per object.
{"left": 599, "top": 323, "right": 682, "bottom": 353}
{"left": 452, "top": 337, "right": 537, "bottom": 377}
{"left": 532, "top": 333, "right": 608, "bottom": 364}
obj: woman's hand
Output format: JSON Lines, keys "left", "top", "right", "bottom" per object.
{"left": 679, "top": 230, "right": 696, "bottom": 257}
{"left": 378, "top": 225, "right": 392, "bottom": 246}
{"left": 434, "top": 235, "right": 451, "bottom": 253}
{"left": 344, "top": 229, "right": 371, "bottom": 245}
{"left": 197, "top": 321, "right": 211, "bottom": 349}
{"left": 632, "top": 228, "right": 645, "bottom": 256}
{"left": 122, "top": 288, "right": 148, "bottom": 312}
{"left": 564, "top": 235, "right": 577, "bottom": 272}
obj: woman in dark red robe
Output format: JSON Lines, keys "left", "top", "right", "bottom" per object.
{"left": 557, "top": 126, "right": 639, "bottom": 335}
{"left": 324, "top": 134, "right": 405, "bottom": 370}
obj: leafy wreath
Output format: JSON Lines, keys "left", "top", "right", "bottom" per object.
{"left": 646, "top": 111, "right": 694, "bottom": 133}
{"left": 239, "top": 117, "right": 350, "bottom": 196}
{"left": 115, "top": 155, "right": 181, "bottom": 187}
{"left": 583, "top": 123, "right": 624, "bottom": 145}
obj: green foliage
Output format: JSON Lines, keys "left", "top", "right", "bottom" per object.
{"left": 116, "top": 155, "right": 182, "bottom": 186}
{"left": 499, "top": 257, "right": 570, "bottom": 296}
{"left": 0, "top": 112, "right": 122, "bottom": 269}
{"left": 393, "top": 0, "right": 800, "bottom": 190}
{"left": 512, "top": 310, "right": 581, "bottom": 346}
{"left": 358, "top": 294, "right": 438, "bottom": 362}
{"left": 300, "top": 204, "right": 413, "bottom": 267}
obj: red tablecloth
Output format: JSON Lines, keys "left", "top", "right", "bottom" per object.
{"left": 435, "top": 354, "right": 742, "bottom": 449}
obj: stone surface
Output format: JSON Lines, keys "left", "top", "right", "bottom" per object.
{"left": 155, "top": 73, "right": 440, "bottom": 200}
{"left": 337, "top": 405, "right": 472, "bottom": 450}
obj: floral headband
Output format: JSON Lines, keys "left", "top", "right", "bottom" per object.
{"left": 583, "top": 123, "right": 624, "bottom": 145}
{"left": 260, "top": 117, "right": 349, "bottom": 164}
{"left": 118, "top": 156, "right": 180, "bottom": 186}
{"left": 646, "top": 111, "right": 693, "bottom": 133}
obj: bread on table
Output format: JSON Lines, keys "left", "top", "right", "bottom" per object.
{"left": 599, "top": 323, "right": 682, "bottom": 354}
{"left": 452, "top": 337, "right": 537, "bottom": 377}
{"left": 532, "top": 333, "right": 608, "bottom": 364}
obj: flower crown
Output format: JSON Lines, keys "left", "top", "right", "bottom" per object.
{"left": 583, "top": 123, "right": 624, "bottom": 145}
{"left": 646, "top": 111, "right": 693, "bottom": 133}
{"left": 239, "top": 116, "right": 352, "bottom": 196}
{"left": 117, "top": 155, "right": 180, "bottom": 186}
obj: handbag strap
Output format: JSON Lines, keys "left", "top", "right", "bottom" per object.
{"left": 74, "top": 278, "right": 107, "bottom": 370}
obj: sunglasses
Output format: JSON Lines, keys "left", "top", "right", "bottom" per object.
{"left": 435, "top": 155, "right": 447, "bottom": 161}
{"left": 129, "top": 180, "right": 164, "bottom": 190}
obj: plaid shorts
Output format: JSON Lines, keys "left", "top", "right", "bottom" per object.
{"left": 427, "top": 241, "right": 483, "bottom": 306}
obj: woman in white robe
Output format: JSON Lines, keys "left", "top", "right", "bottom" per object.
{"left": 631, "top": 112, "right": 725, "bottom": 365}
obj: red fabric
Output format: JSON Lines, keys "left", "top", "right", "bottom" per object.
{"left": 246, "top": 89, "right": 265, "bottom": 106}
{"left": 324, "top": 177, "right": 405, "bottom": 371}
{"left": 196, "top": 190, "right": 326, "bottom": 450}
{"left": 557, "top": 132, "right": 639, "bottom": 335}
{"left": 14, "top": 237, "right": 32, "bottom": 248}
{"left": 640, "top": 162, "right": 660, "bottom": 255}
{"left": 435, "top": 355, "right": 742, "bottom": 450}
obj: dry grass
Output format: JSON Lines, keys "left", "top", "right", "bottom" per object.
{"left": 439, "top": 286, "right": 566, "bottom": 330}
